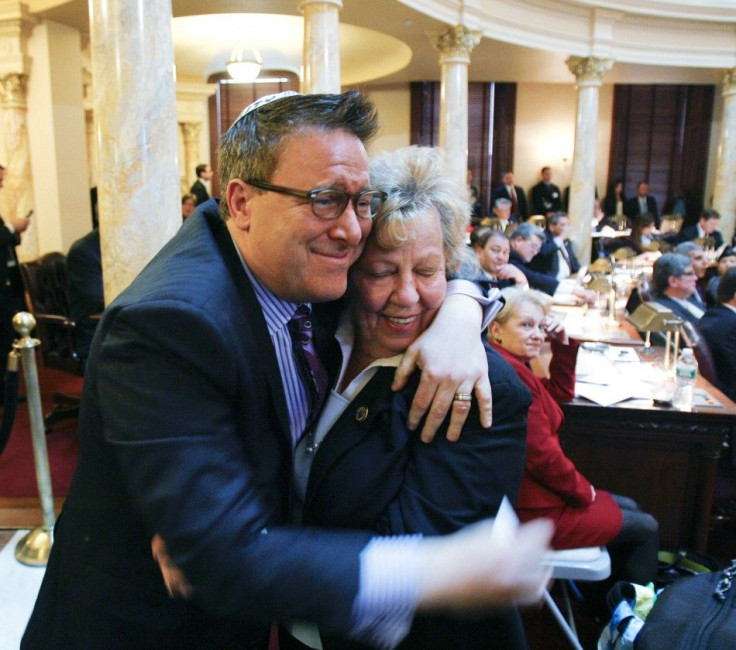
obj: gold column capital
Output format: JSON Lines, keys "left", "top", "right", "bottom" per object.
{"left": 0, "top": 71, "right": 27, "bottom": 108}
{"left": 433, "top": 24, "right": 481, "bottom": 64}
{"left": 179, "top": 121, "right": 202, "bottom": 143}
{"left": 566, "top": 56, "right": 614, "bottom": 87}
{"left": 0, "top": 1, "right": 35, "bottom": 77}
{"left": 721, "top": 68, "right": 736, "bottom": 96}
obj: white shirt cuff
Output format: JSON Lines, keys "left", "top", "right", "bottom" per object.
{"left": 447, "top": 279, "right": 503, "bottom": 330}
{"left": 349, "top": 535, "right": 422, "bottom": 649}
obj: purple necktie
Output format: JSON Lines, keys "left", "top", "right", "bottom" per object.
{"left": 288, "top": 304, "right": 329, "bottom": 427}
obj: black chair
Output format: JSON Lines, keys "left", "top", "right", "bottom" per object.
{"left": 19, "top": 252, "right": 84, "bottom": 430}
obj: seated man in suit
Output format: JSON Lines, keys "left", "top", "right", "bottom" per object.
{"left": 650, "top": 252, "right": 704, "bottom": 327}
{"left": 508, "top": 223, "right": 594, "bottom": 303}
{"left": 677, "top": 208, "right": 725, "bottom": 249}
{"left": 471, "top": 228, "right": 528, "bottom": 290}
{"left": 674, "top": 241, "right": 709, "bottom": 306}
{"left": 530, "top": 166, "right": 562, "bottom": 217}
{"left": 491, "top": 197, "right": 517, "bottom": 231}
{"left": 699, "top": 267, "right": 736, "bottom": 401}
{"left": 492, "top": 171, "right": 528, "bottom": 222}
{"left": 527, "top": 212, "right": 580, "bottom": 281}
{"left": 624, "top": 180, "right": 659, "bottom": 228}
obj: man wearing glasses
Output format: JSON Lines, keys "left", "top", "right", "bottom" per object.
{"left": 651, "top": 252, "right": 705, "bottom": 326}
{"left": 23, "top": 92, "right": 551, "bottom": 650}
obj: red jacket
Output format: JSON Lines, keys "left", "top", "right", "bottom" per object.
{"left": 492, "top": 340, "right": 623, "bottom": 548}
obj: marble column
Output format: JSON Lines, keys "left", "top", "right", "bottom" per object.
{"left": 299, "top": 0, "right": 342, "bottom": 93}
{"left": 179, "top": 121, "right": 201, "bottom": 195}
{"left": 566, "top": 56, "right": 613, "bottom": 265}
{"left": 434, "top": 24, "right": 480, "bottom": 191}
{"left": 89, "top": 0, "right": 180, "bottom": 304}
{"left": 0, "top": 1, "right": 37, "bottom": 261}
{"left": 713, "top": 68, "right": 736, "bottom": 244}
{"left": 82, "top": 39, "right": 98, "bottom": 187}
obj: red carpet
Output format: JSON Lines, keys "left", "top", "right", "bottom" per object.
{"left": 0, "top": 361, "right": 82, "bottom": 499}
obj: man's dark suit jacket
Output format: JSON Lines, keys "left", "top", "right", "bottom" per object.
{"left": 509, "top": 248, "right": 559, "bottom": 296}
{"left": 66, "top": 229, "right": 104, "bottom": 359}
{"left": 190, "top": 178, "right": 210, "bottom": 205}
{"left": 22, "top": 201, "right": 372, "bottom": 649}
{"left": 650, "top": 293, "right": 703, "bottom": 328}
{"left": 527, "top": 229, "right": 580, "bottom": 278}
{"left": 624, "top": 195, "right": 659, "bottom": 227}
{"left": 676, "top": 224, "right": 724, "bottom": 249}
{"left": 530, "top": 181, "right": 562, "bottom": 215}
{"left": 699, "top": 304, "right": 736, "bottom": 401}
{"left": 304, "top": 345, "right": 533, "bottom": 649}
{"left": 491, "top": 184, "right": 529, "bottom": 221}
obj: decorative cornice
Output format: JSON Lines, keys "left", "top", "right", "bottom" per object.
{"left": 0, "top": 72, "right": 26, "bottom": 108}
{"left": 722, "top": 68, "right": 736, "bottom": 95}
{"left": 433, "top": 24, "right": 481, "bottom": 62}
{"left": 566, "top": 56, "right": 614, "bottom": 85}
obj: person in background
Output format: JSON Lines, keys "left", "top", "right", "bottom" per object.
{"left": 492, "top": 171, "right": 529, "bottom": 222}
{"left": 489, "top": 287, "right": 659, "bottom": 587}
{"left": 624, "top": 180, "right": 659, "bottom": 228}
{"left": 66, "top": 187, "right": 103, "bottom": 360}
{"left": 530, "top": 166, "right": 562, "bottom": 217}
{"left": 0, "top": 164, "right": 31, "bottom": 404}
{"left": 705, "top": 246, "right": 736, "bottom": 307}
{"left": 181, "top": 193, "right": 196, "bottom": 221}
{"left": 650, "top": 252, "right": 703, "bottom": 327}
{"left": 508, "top": 223, "right": 594, "bottom": 303}
{"left": 699, "top": 267, "right": 736, "bottom": 401}
{"left": 624, "top": 213, "right": 658, "bottom": 254}
{"left": 190, "top": 163, "right": 213, "bottom": 205}
{"left": 491, "top": 197, "right": 516, "bottom": 231}
{"left": 674, "top": 241, "right": 709, "bottom": 305}
{"left": 677, "top": 208, "right": 724, "bottom": 249}
{"left": 471, "top": 228, "right": 528, "bottom": 290}
{"left": 23, "top": 91, "right": 551, "bottom": 650}
{"left": 527, "top": 212, "right": 580, "bottom": 281}
{"left": 298, "top": 145, "right": 541, "bottom": 650}
{"left": 603, "top": 178, "right": 626, "bottom": 217}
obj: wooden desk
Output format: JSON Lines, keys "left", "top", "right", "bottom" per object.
{"left": 553, "top": 315, "right": 736, "bottom": 552}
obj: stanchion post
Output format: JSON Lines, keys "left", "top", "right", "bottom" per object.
{"left": 12, "top": 312, "right": 57, "bottom": 566}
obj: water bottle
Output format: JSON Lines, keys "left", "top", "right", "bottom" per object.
{"left": 673, "top": 348, "right": 698, "bottom": 411}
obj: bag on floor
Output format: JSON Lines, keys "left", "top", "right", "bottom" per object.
{"left": 655, "top": 548, "right": 720, "bottom": 587}
{"left": 634, "top": 559, "right": 736, "bottom": 649}
{"left": 597, "top": 582, "right": 656, "bottom": 650}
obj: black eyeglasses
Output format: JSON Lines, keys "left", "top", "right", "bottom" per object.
{"left": 245, "top": 179, "right": 386, "bottom": 220}
{"left": 680, "top": 271, "right": 697, "bottom": 276}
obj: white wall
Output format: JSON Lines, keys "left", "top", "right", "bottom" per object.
{"left": 27, "top": 20, "right": 90, "bottom": 255}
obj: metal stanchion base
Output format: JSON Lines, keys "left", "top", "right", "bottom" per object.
{"left": 15, "top": 526, "right": 54, "bottom": 566}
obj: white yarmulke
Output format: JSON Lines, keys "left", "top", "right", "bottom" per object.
{"left": 232, "top": 90, "right": 301, "bottom": 126}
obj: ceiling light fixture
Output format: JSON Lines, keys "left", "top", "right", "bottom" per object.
{"left": 227, "top": 42, "right": 262, "bottom": 83}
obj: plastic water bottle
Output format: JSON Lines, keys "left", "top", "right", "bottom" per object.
{"left": 673, "top": 348, "right": 698, "bottom": 411}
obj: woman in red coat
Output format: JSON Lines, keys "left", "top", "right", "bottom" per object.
{"left": 489, "top": 287, "right": 659, "bottom": 585}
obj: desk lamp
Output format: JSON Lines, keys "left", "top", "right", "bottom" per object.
{"left": 626, "top": 302, "right": 683, "bottom": 369}
{"left": 587, "top": 257, "right": 618, "bottom": 324}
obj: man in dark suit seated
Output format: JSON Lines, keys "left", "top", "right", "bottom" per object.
{"left": 508, "top": 223, "right": 594, "bottom": 303}
{"left": 527, "top": 212, "right": 580, "bottom": 280}
{"left": 23, "top": 91, "right": 551, "bottom": 650}
{"left": 530, "top": 166, "right": 562, "bottom": 217}
{"left": 624, "top": 180, "right": 659, "bottom": 228}
{"left": 492, "top": 171, "right": 529, "bottom": 222}
{"left": 650, "top": 252, "right": 704, "bottom": 327}
{"left": 699, "top": 267, "right": 736, "bottom": 401}
{"left": 674, "top": 241, "right": 710, "bottom": 306}
{"left": 677, "top": 208, "right": 725, "bottom": 249}
{"left": 189, "top": 162, "right": 213, "bottom": 205}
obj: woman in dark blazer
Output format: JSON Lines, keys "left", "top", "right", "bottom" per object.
{"left": 298, "top": 146, "right": 538, "bottom": 649}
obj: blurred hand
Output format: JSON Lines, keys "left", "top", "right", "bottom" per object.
{"left": 9, "top": 214, "right": 30, "bottom": 233}
{"left": 417, "top": 517, "right": 554, "bottom": 611}
{"left": 151, "top": 534, "right": 193, "bottom": 599}
{"left": 496, "top": 264, "right": 528, "bottom": 287}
